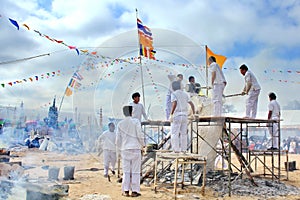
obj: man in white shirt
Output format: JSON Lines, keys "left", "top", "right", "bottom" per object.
{"left": 166, "top": 74, "right": 184, "bottom": 120}
{"left": 240, "top": 64, "right": 261, "bottom": 118}
{"left": 208, "top": 56, "right": 227, "bottom": 116}
{"left": 116, "top": 106, "right": 145, "bottom": 197}
{"left": 267, "top": 92, "right": 281, "bottom": 150}
{"left": 170, "top": 80, "right": 195, "bottom": 152}
{"left": 130, "top": 92, "right": 147, "bottom": 122}
{"left": 97, "top": 122, "right": 117, "bottom": 177}
{"left": 186, "top": 76, "right": 201, "bottom": 96}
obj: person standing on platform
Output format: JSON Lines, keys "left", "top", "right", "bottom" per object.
{"left": 239, "top": 64, "right": 261, "bottom": 118}
{"left": 166, "top": 74, "right": 184, "bottom": 120}
{"left": 169, "top": 80, "right": 195, "bottom": 152}
{"left": 208, "top": 56, "right": 227, "bottom": 116}
{"left": 130, "top": 92, "right": 148, "bottom": 122}
{"left": 186, "top": 76, "right": 201, "bottom": 96}
{"left": 116, "top": 106, "right": 145, "bottom": 197}
{"left": 97, "top": 122, "right": 117, "bottom": 177}
{"left": 267, "top": 92, "right": 281, "bottom": 150}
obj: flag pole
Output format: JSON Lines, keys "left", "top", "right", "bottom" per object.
{"left": 205, "top": 45, "right": 209, "bottom": 97}
{"left": 136, "top": 8, "right": 146, "bottom": 107}
{"left": 58, "top": 87, "right": 67, "bottom": 113}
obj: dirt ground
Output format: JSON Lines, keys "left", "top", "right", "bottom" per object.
{"left": 7, "top": 149, "right": 300, "bottom": 200}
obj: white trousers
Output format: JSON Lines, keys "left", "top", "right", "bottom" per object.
{"left": 212, "top": 83, "right": 225, "bottom": 116}
{"left": 166, "top": 93, "right": 172, "bottom": 120}
{"left": 121, "top": 149, "right": 141, "bottom": 192}
{"left": 103, "top": 150, "right": 116, "bottom": 175}
{"left": 171, "top": 115, "right": 188, "bottom": 152}
{"left": 268, "top": 119, "right": 279, "bottom": 149}
{"left": 246, "top": 89, "right": 260, "bottom": 118}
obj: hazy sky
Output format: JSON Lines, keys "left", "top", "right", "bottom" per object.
{"left": 0, "top": 0, "right": 300, "bottom": 122}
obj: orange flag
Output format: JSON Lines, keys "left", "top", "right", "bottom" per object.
{"left": 206, "top": 46, "right": 227, "bottom": 68}
{"left": 65, "top": 87, "right": 73, "bottom": 96}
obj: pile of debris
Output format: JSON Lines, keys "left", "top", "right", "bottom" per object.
{"left": 206, "top": 170, "right": 300, "bottom": 198}
{"left": 0, "top": 147, "right": 70, "bottom": 200}
{"left": 151, "top": 162, "right": 300, "bottom": 198}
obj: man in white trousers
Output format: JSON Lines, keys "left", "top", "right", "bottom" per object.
{"left": 208, "top": 56, "right": 227, "bottom": 116}
{"left": 267, "top": 92, "right": 281, "bottom": 150}
{"left": 97, "top": 122, "right": 117, "bottom": 177}
{"left": 116, "top": 106, "right": 145, "bottom": 197}
{"left": 169, "top": 80, "right": 195, "bottom": 152}
{"left": 240, "top": 64, "right": 261, "bottom": 118}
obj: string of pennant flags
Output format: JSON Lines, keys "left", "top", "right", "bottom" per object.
{"left": 0, "top": 70, "right": 61, "bottom": 88}
{"left": 223, "top": 66, "right": 300, "bottom": 74}
{"left": 1, "top": 14, "right": 101, "bottom": 55}
{"left": 3, "top": 13, "right": 300, "bottom": 76}
{"left": 1, "top": 53, "right": 299, "bottom": 92}
{"left": 2, "top": 12, "right": 300, "bottom": 97}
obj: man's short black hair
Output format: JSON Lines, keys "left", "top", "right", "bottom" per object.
{"left": 209, "top": 56, "right": 216, "bottom": 63}
{"left": 123, "top": 106, "right": 132, "bottom": 116}
{"left": 172, "top": 80, "right": 181, "bottom": 91}
{"left": 108, "top": 122, "right": 115, "bottom": 127}
{"left": 188, "top": 76, "right": 195, "bottom": 82}
{"left": 269, "top": 92, "right": 276, "bottom": 100}
{"left": 132, "top": 92, "right": 140, "bottom": 99}
{"left": 239, "top": 64, "right": 248, "bottom": 71}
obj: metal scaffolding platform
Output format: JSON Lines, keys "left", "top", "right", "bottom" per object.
{"left": 189, "top": 116, "right": 288, "bottom": 195}
{"left": 141, "top": 117, "right": 288, "bottom": 196}
{"left": 154, "top": 151, "right": 206, "bottom": 198}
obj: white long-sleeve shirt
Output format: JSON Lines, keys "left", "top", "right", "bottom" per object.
{"left": 129, "top": 102, "right": 148, "bottom": 122}
{"left": 98, "top": 130, "right": 116, "bottom": 151}
{"left": 245, "top": 70, "right": 261, "bottom": 91}
{"left": 210, "top": 62, "right": 226, "bottom": 85}
{"left": 116, "top": 116, "right": 145, "bottom": 151}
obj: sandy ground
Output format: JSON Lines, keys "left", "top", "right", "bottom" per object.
{"left": 7, "top": 149, "right": 300, "bottom": 200}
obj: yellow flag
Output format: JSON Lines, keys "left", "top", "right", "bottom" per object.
{"left": 206, "top": 46, "right": 227, "bottom": 68}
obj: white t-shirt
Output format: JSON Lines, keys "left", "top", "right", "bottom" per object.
{"left": 171, "top": 90, "right": 191, "bottom": 117}
{"left": 98, "top": 130, "right": 116, "bottom": 151}
{"left": 116, "top": 117, "right": 145, "bottom": 150}
{"left": 268, "top": 100, "right": 280, "bottom": 119}
{"left": 210, "top": 62, "right": 226, "bottom": 85}
{"left": 129, "top": 102, "right": 147, "bottom": 122}
{"left": 245, "top": 70, "right": 261, "bottom": 90}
